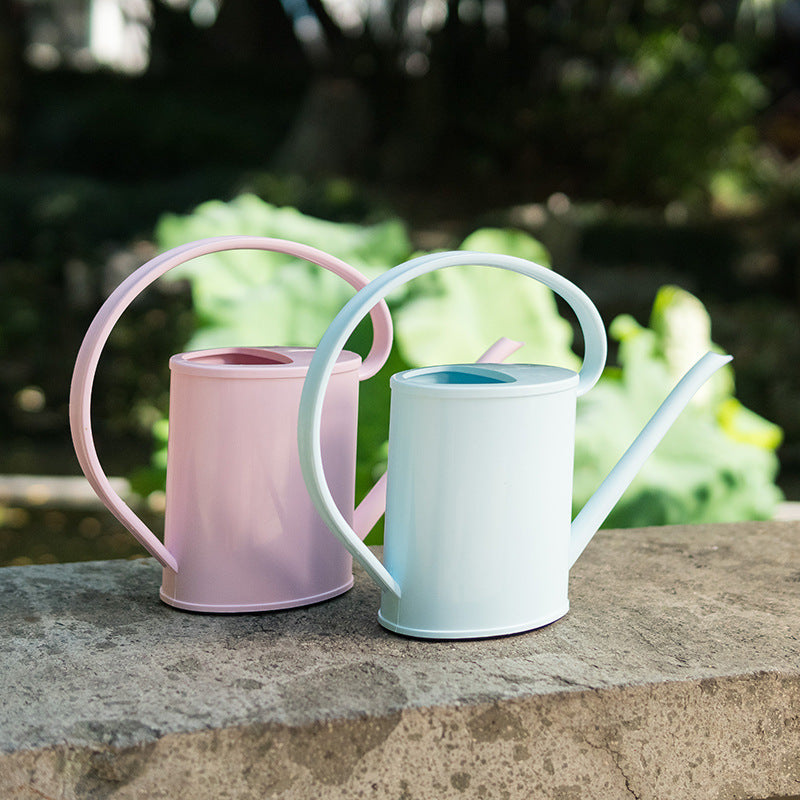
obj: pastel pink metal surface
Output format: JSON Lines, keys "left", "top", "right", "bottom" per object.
{"left": 158, "top": 345, "right": 364, "bottom": 611}
{"left": 69, "top": 236, "right": 393, "bottom": 612}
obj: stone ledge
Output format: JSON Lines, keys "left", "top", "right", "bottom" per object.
{"left": 1, "top": 521, "right": 799, "bottom": 799}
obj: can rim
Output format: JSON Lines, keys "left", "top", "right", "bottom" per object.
{"left": 390, "top": 363, "right": 579, "bottom": 397}
{"left": 170, "top": 346, "right": 361, "bottom": 378}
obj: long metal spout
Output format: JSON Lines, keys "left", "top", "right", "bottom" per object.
{"left": 568, "top": 351, "right": 732, "bottom": 568}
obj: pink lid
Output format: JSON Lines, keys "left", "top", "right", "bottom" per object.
{"left": 170, "top": 346, "right": 361, "bottom": 379}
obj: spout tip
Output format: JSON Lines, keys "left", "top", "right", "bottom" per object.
{"left": 699, "top": 351, "right": 733, "bottom": 374}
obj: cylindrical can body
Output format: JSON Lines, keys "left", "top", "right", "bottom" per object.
{"left": 379, "top": 364, "right": 578, "bottom": 638}
{"left": 160, "top": 346, "right": 359, "bottom": 612}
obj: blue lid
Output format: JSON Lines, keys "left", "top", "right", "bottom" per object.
{"left": 390, "top": 363, "right": 579, "bottom": 398}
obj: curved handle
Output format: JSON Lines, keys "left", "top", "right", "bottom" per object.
{"left": 70, "top": 235, "right": 394, "bottom": 571}
{"left": 298, "top": 250, "right": 607, "bottom": 598}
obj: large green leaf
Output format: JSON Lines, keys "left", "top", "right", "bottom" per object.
{"left": 573, "top": 285, "right": 783, "bottom": 527}
{"left": 155, "top": 194, "right": 413, "bottom": 350}
{"left": 138, "top": 201, "right": 784, "bottom": 534}
{"left": 393, "top": 228, "right": 580, "bottom": 369}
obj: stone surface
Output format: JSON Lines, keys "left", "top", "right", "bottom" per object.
{"left": 1, "top": 521, "right": 799, "bottom": 799}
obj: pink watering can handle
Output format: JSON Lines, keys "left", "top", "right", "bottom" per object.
{"left": 69, "top": 236, "right": 394, "bottom": 571}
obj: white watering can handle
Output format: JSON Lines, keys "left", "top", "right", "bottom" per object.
{"left": 298, "top": 251, "right": 608, "bottom": 598}
{"left": 70, "top": 235, "right": 394, "bottom": 572}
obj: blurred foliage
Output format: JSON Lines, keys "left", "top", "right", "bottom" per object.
{"left": 6, "top": 1, "right": 799, "bottom": 212}
{"left": 392, "top": 227, "right": 579, "bottom": 369}
{"left": 0, "top": 170, "right": 391, "bottom": 473}
{"left": 133, "top": 197, "right": 784, "bottom": 539}
{"left": 600, "top": 31, "right": 768, "bottom": 202}
{"left": 274, "top": 0, "right": 783, "bottom": 207}
{"left": 0, "top": 505, "right": 156, "bottom": 567}
{"left": 574, "top": 286, "right": 784, "bottom": 528}
{"left": 155, "top": 194, "right": 412, "bottom": 350}
{"left": 1, "top": 1, "right": 798, "bottom": 565}
{"left": 0, "top": 173, "right": 208, "bottom": 470}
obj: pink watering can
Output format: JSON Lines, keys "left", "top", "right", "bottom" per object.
{"left": 70, "top": 236, "right": 520, "bottom": 613}
{"left": 69, "top": 235, "right": 395, "bottom": 612}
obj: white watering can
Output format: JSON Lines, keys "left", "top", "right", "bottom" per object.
{"left": 298, "top": 251, "right": 732, "bottom": 639}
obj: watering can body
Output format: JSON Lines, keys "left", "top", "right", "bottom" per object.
{"left": 159, "top": 346, "right": 361, "bottom": 611}
{"left": 380, "top": 364, "right": 578, "bottom": 637}
{"left": 70, "top": 236, "right": 394, "bottom": 612}
{"left": 298, "top": 250, "right": 732, "bottom": 639}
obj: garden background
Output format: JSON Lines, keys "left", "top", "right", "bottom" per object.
{"left": 1, "top": 0, "right": 799, "bottom": 564}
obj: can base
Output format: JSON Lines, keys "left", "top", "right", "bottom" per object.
{"left": 377, "top": 603, "right": 569, "bottom": 639}
{"left": 159, "top": 577, "right": 355, "bottom": 613}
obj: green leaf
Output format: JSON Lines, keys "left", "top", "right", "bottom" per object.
{"left": 393, "top": 228, "right": 579, "bottom": 368}
{"left": 154, "top": 194, "right": 413, "bottom": 351}
{"left": 574, "top": 285, "right": 783, "bottom": 527}
{"left": 141, "top": 200, "right": 784, "bottom": 533}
